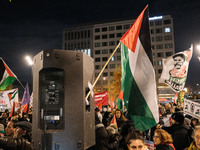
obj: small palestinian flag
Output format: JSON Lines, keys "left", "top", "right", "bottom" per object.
{"left": 8, "top": 89, "right": 18, "bottom": 101}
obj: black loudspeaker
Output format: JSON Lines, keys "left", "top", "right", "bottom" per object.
{"left": 32, "top": 50, "right": 95, "bottom": 150}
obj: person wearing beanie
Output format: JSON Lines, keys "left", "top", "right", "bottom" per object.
{"left": 157, "top": 112, "right": 191, "bottom": 150}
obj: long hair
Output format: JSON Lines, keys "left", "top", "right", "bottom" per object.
{"left": 154, "top": 129, "right": 173, "bottom": 144}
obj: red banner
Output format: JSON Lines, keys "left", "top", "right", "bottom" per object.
{"left": 95, "top": 91, "right": 108, "bottom": 107}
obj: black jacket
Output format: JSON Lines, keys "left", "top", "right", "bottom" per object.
{"left": 162, "top": 124, "right": 191, "bottom": 150}
{"left": 155, "top": 143, "right": 175, "bottom": 150}
{"left": 0, "top": 136, "right": 32, "bottom": 150}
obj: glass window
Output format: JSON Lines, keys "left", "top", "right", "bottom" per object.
{"left": 164, "top": 19, "right": 171, "bottom": 24}
{"left": 95, "top": 65, "right": 101, "bottom": 69}
{"left": 150, "top": 22, "right": 154, "bottom": 26}
{"left": 155, "top": 28, "right": 162, "bottom": 33}
{"left": 156, "top": 44, "right": 163, "bottom": 49}
{"left": 165, "top": 27, "right": 171, "bottom": 33}
{"left": 117, "top": 33, "right": 122, "bottom": 37}
{"left": 157, "top": 53, "right": 164, "bottom": 57}
{"left": 165, "top": 43, "right": 173, "bottom": 49}
{"left": 102, "top": 27, "right": 107, "bottom": 32}
{"left": 152, "top": 37, "right": 155, "bottom": 42}
{"left": 158, "top": 69, "right": 162, "bottom": 74}
{"left": 102, "top": 57, "right": 108, "bottom": 61}
{"left": 166, "top": 52, "right": 173, "bottom": 56}
{"left": 109, "top": 49, "right": 113, "bottom": 53}
{"left": 95, "top": 43, "right": 100, "bottom": 47}
{"left": 157, "top": 60, "right": 162, "bottom": 66}
{"left": 116, "top": 25, "right": 122, "bottom": 30}
{"left": 102, "top": 34, "right": 107, "bottom": 39}
{"left": 164, "top": 35, "right": 172, "bottom": 41}
{"left": 102, "top": 49, "right": 108, "bottom": 54}
{"left": 109, "top": 41, "right": 115, "bottom": 46}
{"left": 95, "top": 58, "right": 100, "bottom": 62}
{"left": 102, "top": 42, "right": 107, "bottom": 47}
{"left": 110, "top": 64, "right": 116, "bottom": 69}
{"left": 156, "top": 36, "right": 163, "bottom": 41}
{"left": 109, "top": 26, "right": 115, "bottom": 31}
{"left": 155, "top": 20, "right": 162, "bottom": 25}
{"left": 95, "top": 50, "right": 101, "bottom": 54}
{"left": 109, "top": 34, "right": 115, "bottom": 38}
{"left": 95, "top": 28, "right": 100, "bottom": 32}
{"left": 95, "top": 35, "right": 100, "bottom": 40}
{"left": 124, "top": 24, "right": 130, "bottom": 29}
{"left": 103, "top": 72, "right": 108, "bottom": 76}
{"left": 150, "top": 29, "right": 154, "bottom": 34}
{"left": 152, "top": 45, "right": 155, "bottom": 50}
{"left": 111, "top": 56, "right": 115, "bottom": 61}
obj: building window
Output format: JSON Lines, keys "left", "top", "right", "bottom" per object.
{"left": 157, "top": 60, "right": 162, "bottom": 66}
{"left": 165, "top": 43, "right": 173, "bottom": 49}
{"left": 158, "top": 69, "right": 162, "bottom": 74}
{"left": 95, "top": 58, "right": 100, "bottom": 62}
{"left": 109, "top": 41, "right": 115, "bottom": 46}
{"left": 152, "top": 53, "right": 155, "bottom": 58}
{"left": 155, "top": 28, "right": 162, "bottom": 33}
{"left": 165, "top": 27, "right": 171, "bottom": 33}
{"left": 109, "top": 34, "right": 115, "bottom": 38}
{"left": 95, "top": 50, "right": 101, "bottom": 54}
{"left": 164, "top": 35, "right": 172, "bottom": 41}
{"left": 88, "top": 30, "right": 90, "bottom": 38}
{"left": 151, "top": 37, "right": 155, "bottom": 42}
{"left": 110, "top": 64, "right": 116, "bottom": 69}
{"left": 102, "top": 64, "right": 108, "bottom": 69}
{"left": 164, "top": 19, "right": 171, "bottom": 24}
{"left": 110, "top": 72, "right": 114, "bottom": 76}
{"left": 95, "top": 65, "right": 101, "bottom": 69}
{"left": 102, "top": 42, "right": 107, "bottom": 47}
{"left": 111, "top": 56, "right": 115, "bottom": 61}
{"left": 103, "top": 72, "right": 108, "bottom": 76}
{"left": 155, "top": 20, "right": 162, "bottom": 25}
{"left": 109, "top": 49, "right": 113, "bottom": 53}
{"left": 102, "top": 57, "right": 108, "bottom": 61}
{"left": 156, "top": 36, "right": 163, "bottom": 41}
{"left": 102, "top": 49, "right": 108, "bottom": 54}
{"left": 95, "top": 35, "right": 100, "bottom": 40}
{"left": 156, "top": 44, "right": 163, "bottom": 49}
{"left": 117, "top": 48, "right": 121, "bottom": 53}
{"left": 117, "top": 56, "right": 121, "bottom": 60}
{"left": 150, "top": 29, "right": 154, "bottom": 34}
{"left": 95, "top": 28, "right": 100, "bottom": 32}
{"left": 116, "top": 25, "right": 122, "bottom": 30}
{"left": 117, "top": 33, "right": 122, "bottom": 37}
{"left": 102, "top": 27, "right": 107, "bottom": 32}
{"left": 150, "top": 22, "right": 154, "bottom": 26}
{"left": 109, "top": 26, "right": 115, "bottom": 31}
{"left": 124, "top": 24, "right": 130, "bottom": 29}
{"left": 152, "top": 45, "right": 155, "bottom": 50}
{"left": 157, "top": 52, "right": 164, "bottom": 57}
{"left": 102, "top": 34, "right": 108, "bottom": 39}
{"left": 95, "top": 43, "right": 100, "bottom": 47}
{"left": 166, "top": 52, "right": 173, "bottom": 56}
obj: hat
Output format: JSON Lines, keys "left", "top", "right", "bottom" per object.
{"left": 171, "top": 112, "right": 184, "bottom": 124}
{"left": 14, "top": 121, "right": 32, "bottom": 132}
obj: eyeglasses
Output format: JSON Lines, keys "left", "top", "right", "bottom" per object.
{"left": 153, "top": 136, "right": 160, "bottom": 139}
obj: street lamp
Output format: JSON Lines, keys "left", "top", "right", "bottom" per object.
{"left": 25, "top": 56, "right": 34, "bottom": 66}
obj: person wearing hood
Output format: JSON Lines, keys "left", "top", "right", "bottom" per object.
{"left": 157, "top": 112, "right": 191, "bottom": 150}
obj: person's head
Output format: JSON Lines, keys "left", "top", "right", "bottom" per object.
{"left": 173, "top": 54, "right": 185, "bottom": 69}
{"left": 5, "top": 120, "right": 16, "bottom": 137}
{"left": 191, "top": 118, "right": 199, "bottom": 127}
{"left": 171, "top": 112, "right": 184, "bottom": 125}
{"left": 153, "top": 129, "right": 173, "bottom": 146}
{"left": 14, "top": 121, "right": 32, "bottom": 138}
{"left": 126, "top": 128, "right": 146, "bottom": 150}
{"left": 115, "top": 108, "right": 122, "bottom": 119}
{"left": 1, "top": 112, "right": 7, "bottom": 119}
{"left": 192, "top": 125, "right": 200, "bottom": 149}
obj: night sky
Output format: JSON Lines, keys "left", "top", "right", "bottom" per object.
{"left": 0, "top": 0, "right": 200, "bottom": 90}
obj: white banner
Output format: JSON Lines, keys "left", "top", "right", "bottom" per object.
{"left": 0, "top": 88, "right": 19, "bottom": 111}
{"left": 159, "top": 45, "right": 193, "bottom": 92}
{"left": 184, "top": 99, "right": 200, "bottom": 119}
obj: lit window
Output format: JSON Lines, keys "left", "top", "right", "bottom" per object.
{"left": 165, "top": 27, "right": 171, "bottom": 33}
{"left": 111, "top": 56, "right": 115, "bottom": 61}
{"left": 158, "top": 60, "right": 162, "bottom": 66}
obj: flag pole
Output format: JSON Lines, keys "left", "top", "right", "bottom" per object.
{"left": 85, "top": 42, "right": 121, "bottom": 100}
{"left": 16, "top": 78, "right": 25, "bottom": 90}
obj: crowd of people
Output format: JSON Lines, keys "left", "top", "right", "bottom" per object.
{"left": 0, "top": 102, "right": 200, "bottom": 150}
{"left": 88, "top": 103, "right": 200, "bottom": 150}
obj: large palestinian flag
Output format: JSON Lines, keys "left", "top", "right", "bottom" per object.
{"left": 0, "top": 58, "right": 16, "bottom": 91}
{"left": 120, "top": 5, "right": 159, "bottom": 131}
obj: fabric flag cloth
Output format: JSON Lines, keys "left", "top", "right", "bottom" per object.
{"left": 0, "top": 88, "right": 19, "bottom": 111}
{"left": 110, "top": 96, "right": 114, "bottom": 109}
{"left": 159, "top": 45, "right": 193, "bottom": 92}
{"left": 94, "top": 91, "right": 108, "bottom": 107}
{"left": 9, "top": 101, "right": 15, "bottom": 117}
{"left": 0, "top": 58, "right": 17, "bottom": 91}
{"left": 21, "top": 83, "right": 31, "bottom": 113}
{"left": 116, "top": 90, "right": 124, "bottom": 112}
{"left": 120, "top": 5, "right": 159, "bottom": 132}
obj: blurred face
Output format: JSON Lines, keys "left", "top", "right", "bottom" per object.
{"left": 116, "top": 111, "right": 121, "bottom": 119}
{"left": 5, "top": 121, "right": 15, "bottom": 137}
{"left": 194, "top": 129, "right": 200, "bottom": 149}
{"left": 14, "top": 127, "right": 26, "bottom": 137}
{"left": 127, "top": 139, "right": 145, "bottom": 150}
{"left": 153, "top": 132, "right": 162, "bottom": 146}
{"left": 174, "top": 56, "right": 184, "bottom": 69}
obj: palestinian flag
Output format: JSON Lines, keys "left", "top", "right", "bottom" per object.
{"left": 8, "top": 89, "right": 18, "bottom": 101}
{"left": 116, "top": 90, "right": 124, "bottom": 112}
{"left": 0, "top": 58, "right": 16, "bottom": 91}
{"left": 120, "top": 5, "right": 159, "bottom": 131}
{"left": 9, "top": 101, "right": 15, "bottom": 117}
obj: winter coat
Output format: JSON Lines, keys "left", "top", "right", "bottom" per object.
{"left": 0, "top": 136, "right": 32, "bottom": 150}
{"left": 155, "top": 143, "right": 176, "bottom": 150}
{"left": 162, "top": 124, "right": 191, "bottom": 150}
{"left": 188, "top": 141, "right": 200, "bottom": 150}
